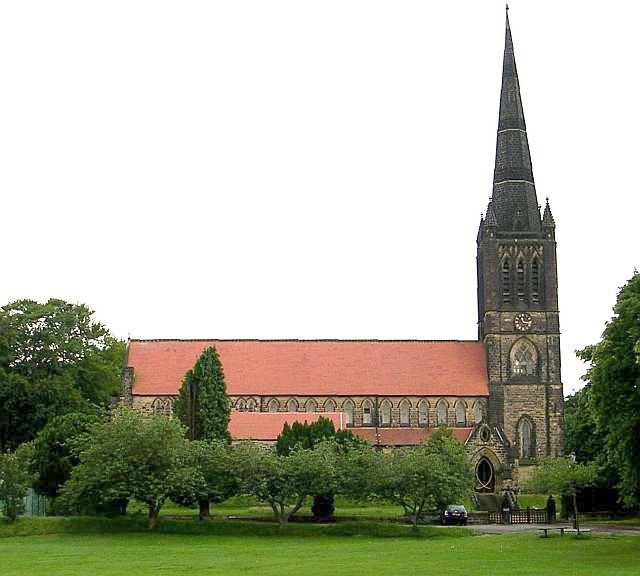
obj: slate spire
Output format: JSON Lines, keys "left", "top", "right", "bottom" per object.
{"left": 491, "top": 8, "right": 541, "bottom": 234}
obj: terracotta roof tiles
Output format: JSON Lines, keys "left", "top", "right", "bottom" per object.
{"left": 128, "top": 339, "right": 488, "bottom": 398}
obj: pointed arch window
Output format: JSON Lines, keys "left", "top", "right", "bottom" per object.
{"left": 418, "top": 400, "right": 429, "bottom": 427}
{"left": 267, "top": 399, "right": 279, "bottom": 413}
{"left": 152, "top": 397, "right": 173, "bottom": 417}
{"left": 501, "top": 258, "right": 512, "bottom": 304}
{"left": 324, "top": 399, "right": 336, "bottom": 413}
{"left": 235, "top": 398, "right": 246, "bottom": 412}
{"left": 473, "top": 401, "right": 484, "bottom": 424}
{"left": 342, "top": 400, "right": 354, "bottom": 427}
{"left": 511, "top": 339, "right": 537, "bottom": 376}
{"left": 286, "top": 398, "right": 298, "bottom": 412}
{"left": 246, "top": 398, "right": 257, "bottom": 412}
{"left": 436, "top": 399, "right": 448, "bottom": 426}
{"left": 516, "top": 259, "right": 526, "bottom": 302}
{"left": 305, "top": 399, "right": 316, "bottom": 413}
{"left": 380, "top": 401, "right": 391, "bottom": 426}
{"left": 518, "top": 417, "right": 535, "bottom": 462}
{"left": 531, "top": 258, "right": 541, "bottom": 304}
{"left": 399, "top": 400, "right": 411, "bottom": 426}
{"left": 362, "top": 399, "right": 373, "bottom": 426}
{"left": 455, "top": 401, "right": 467, "bottom": 427}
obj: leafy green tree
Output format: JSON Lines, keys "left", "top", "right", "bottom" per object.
{"left": 276, "top": 416, "right": 365, "bottom": 456}
{"left": 234, "top": 441, "right": 337, "bottom": 527}
{"left": 0, "top": 368, "right": 84, "bottom": 450}
{"left": 0, "top": 443, "right": 35, "bottom": 522}
{"left": 174, "top": 347, "right": 230, "bottom": 442}
{"left": 30, "top": 411, "right": 104, "bottom": 499}
{"left": 529, "top": 457, "right": 598, "bottom": 531}
{"left": 564, "top": 385, "right": 608, "bottom": 466}
{"left": 170, "top": 439, "right": 238, "bottom": 518}
{"left": 577, "top": 271, "right": 640, "bottom": 506}
{"left": 60, "top": 407, "right": 199, "bottom": 529}
{"left": 336, "top": 443, "right": 385, "bottom": 501}
{"left": 0, "top": 299, "right": 124, "bottom": 449}
{"left": 276, "top": 416, "right": 365, "bottom": 518}
{"left": 376, "top": 428, "right": 473, "bottom": 528}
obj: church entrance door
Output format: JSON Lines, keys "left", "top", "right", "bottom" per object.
{"left": 475, "top": 457, "right": 495, "bottom": 493}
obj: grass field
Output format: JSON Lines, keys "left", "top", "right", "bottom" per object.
{"left": 1, "top": 530, "right": 639, "bottom": 576}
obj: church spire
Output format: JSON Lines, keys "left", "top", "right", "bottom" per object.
{"left": 491, "top": 8, "right": 541, "bottom": 234}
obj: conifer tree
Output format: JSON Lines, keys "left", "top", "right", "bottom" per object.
{"left": 174, "top": 347, "right": 230, "bottom": 442}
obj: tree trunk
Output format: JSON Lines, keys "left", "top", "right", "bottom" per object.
{"left": 148, "top": 504, "right": 160, "bottom": 530}
{"left": 199, "top": 499, "right": 210, "bottom": 519}
{"left": 572, "top": 491, "right": 579, "bottom": 531}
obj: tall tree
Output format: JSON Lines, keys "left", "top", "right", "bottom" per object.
{"left": 0, "top": 299, "right": 124, "bottom": 449}
{"left": 174, "top": 346, "right": 230, "bottom": 442}
{"left": 0, "top": 368, "right": 84, "bottom": 450}
{"left": 564, "top": 385, "right": 606, "bottom": 465}
{"left": 577, "top": 271, "right": 640, "bottom": 507}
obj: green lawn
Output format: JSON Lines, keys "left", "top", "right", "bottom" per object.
{"left": 1, "top": 529, "right": 639, "bottom": 576}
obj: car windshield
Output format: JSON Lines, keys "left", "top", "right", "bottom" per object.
{"left": 447, "top": 505, "right": 466, "bottom": 512}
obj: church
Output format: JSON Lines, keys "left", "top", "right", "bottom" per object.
{"left": 120, "top": 11, "right": 564, "bottom": 494}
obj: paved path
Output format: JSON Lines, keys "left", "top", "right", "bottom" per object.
{"left": 438, "top": 523, "right": 640, "bottom": 535}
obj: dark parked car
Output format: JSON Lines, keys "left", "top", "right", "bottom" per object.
{"left": 440, "top": 504, "right": 468, "bottom": 525}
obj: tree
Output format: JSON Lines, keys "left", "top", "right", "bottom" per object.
{"left": 170, "top": 439, "right": 238, "bottom": 518}
{"left": 0, "top": 299, "right": 124, "bottom": 449}
{"left": 376, "top": 428, "right": 474, "bottom": 528}
{"left": 0, "top": 443, "right": 34, "bottom": 522}
{"left": 0, "top": 367, "right": 84, "bottom": 450}
{"left": 234, "top": 441, "right": 337, "bottom": 527}
{"left": 60, "top": 407, "right": 198, "bottom": 529}
{"left": 564, "top": 385, "right": 603, "bottom": 464}
{"left": 577, "top": 271, "right": 640, "bottom": 507}
{"left": 336, "top": 443, "right": 385, "bottom": 502}
{"left": 276, "top": 416, "right": 365, "bottom": 456}
{"left": 174, "top": 347, "right": 230, "bottom": 442}
{"left": 529, "top": 457, "right": 597, "bottom": 531}
{"left": 276, "top": 416, "right": 365, "bottom": 518}
{"left": 30, "top": 411, "right": 104, "bottom": 500}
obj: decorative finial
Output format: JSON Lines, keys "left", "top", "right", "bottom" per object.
{"left": 506, "top": 3, "right": 509, "bottom": 12}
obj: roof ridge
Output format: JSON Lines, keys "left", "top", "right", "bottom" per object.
{"left": 129, "top": 338, "right": 483, "bottom": 344}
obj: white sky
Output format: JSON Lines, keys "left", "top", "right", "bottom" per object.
{"left": 1, "top": 1, "right": 638, "bottom": 396}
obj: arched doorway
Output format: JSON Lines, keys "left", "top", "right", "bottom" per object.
{"left": 475, "top": 457, "right": 495, "bottom": 493}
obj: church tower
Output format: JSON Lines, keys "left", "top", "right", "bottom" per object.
{"left": 477, "top": 9, "right": 564, "bottom": 465}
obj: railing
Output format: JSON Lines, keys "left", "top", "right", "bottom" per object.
{"left": 488, "top": 508, "right": 548, "bottom": 524}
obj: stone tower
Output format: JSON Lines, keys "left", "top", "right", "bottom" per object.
{"left": 477, "top": 10, "right": 564, "bottom": 465}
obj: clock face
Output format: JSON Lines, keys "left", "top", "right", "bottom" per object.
{"left": 514, "top": 312, "right": 533, "bottom": 332}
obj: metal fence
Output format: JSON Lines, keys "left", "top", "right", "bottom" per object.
{"left": 1, "top": 489, "right": 48, "bottom": 517}
{"left": 488, "top": 508, "right": 548, "bottom": 524}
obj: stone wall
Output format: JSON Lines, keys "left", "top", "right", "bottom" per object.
{"left": 130, "top": 393, "right": 487, "bottom": 429}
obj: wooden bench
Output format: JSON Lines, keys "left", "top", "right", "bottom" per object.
{"left": 538, "top": 526, "right": 573, "bottom": 537}
{"left": 563, "top": 528, "right": 592, "bottom": 535}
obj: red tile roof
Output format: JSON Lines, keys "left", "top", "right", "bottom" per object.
{"left": 352, "top": 427, "right": 473, "bottom": 446}
{"left": 229, "top": 411, "right": 345, "bottom": 441}
{"left": 128, "top": 340, "right": 488, "bottom": 398}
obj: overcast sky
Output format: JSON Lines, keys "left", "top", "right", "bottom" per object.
{"left": 1, "top": 1, "right": 638, "bottom": 396}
